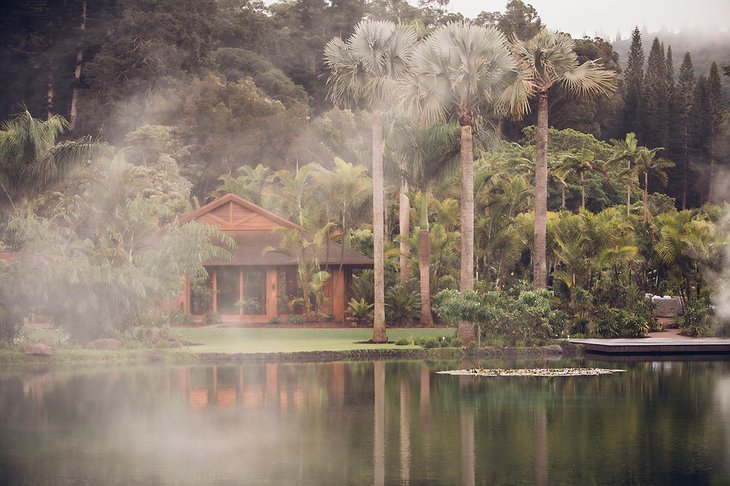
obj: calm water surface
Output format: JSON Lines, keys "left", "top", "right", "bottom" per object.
{"left": 1, "top": 359, "right": 730, "bottom": 485}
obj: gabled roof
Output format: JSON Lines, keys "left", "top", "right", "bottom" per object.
{"left": 178, "top": 194, "right": 373, "bottom": 267}
{"left": 179, "top": 193, "right": 298, "bottom": 230}
{"left": 201, "top": 231, "right": 373, "bottom": 267}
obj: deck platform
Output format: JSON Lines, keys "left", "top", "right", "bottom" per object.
{"left": 569, "top": 337, "right": 730, "bottom": 355}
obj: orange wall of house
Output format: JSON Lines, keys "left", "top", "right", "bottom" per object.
{"left": 329, "top": 269, "right": 346, "bottom": 321}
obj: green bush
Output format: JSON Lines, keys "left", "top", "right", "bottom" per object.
{"left": 385, "top": 284, "right": 420, "bottom": 325}
{"left": 395, "top": 338, "right": 411, "bottom": 346}
{"left": 596, "top": 306, "right": 649, "bottom": 338}
{"left": 680, "top": 299, "right": 713, "bottom": 337}
{"left": 287, "top": 315, "right": 305, "bottom": 324}
{"left": 347, "top": 298, "right": 373, "bottom": 324}
{"left": 269, "top": 316, "right": 281, "bottom": 324}
{"left": 435, "top": 288, "right": 555, "bottom": 346}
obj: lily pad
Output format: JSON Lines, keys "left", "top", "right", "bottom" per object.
{"left": 437, "top": 367, "right": 625, "bottom": 377}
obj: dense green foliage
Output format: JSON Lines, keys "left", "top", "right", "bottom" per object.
{"left": 0, "top": 1, "right": 728, "bottom": 342}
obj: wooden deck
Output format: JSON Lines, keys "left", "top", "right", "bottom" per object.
{"left": 569, "top": 337, "right": 730, "bottom": 355}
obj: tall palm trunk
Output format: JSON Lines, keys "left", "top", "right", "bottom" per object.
{"left": 459, "top": 120, "right": 474, "bottom": 291}
{"left": 456, "top": 118, "right": 475, "bottom": 342}
{"left": 626, "top": 160, "right": 631, "bottom": 216}
{"left": 643, "top": 171, "right": 650, "bottom": 221}
{"left": 533, "top": 93, "right": 549, "bottom": 289}
{"left": 372, "top": 112, "right": 387, "bottom": 343}
{"left": 418, "top": 194, "right": 432, "bottom": 326}
{"left": 69, "top": 0, "right": 87, "bottom": 132}
{"left": 399, "top": 178, "right": 410, "bottom": 285}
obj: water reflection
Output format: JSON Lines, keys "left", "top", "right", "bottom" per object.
{"left": 1, "top": 360, "right": 730, "bottom": 485}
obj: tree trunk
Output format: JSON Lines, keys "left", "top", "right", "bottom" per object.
{"left": 456, "top": 120, "right": 475, "bottom": 343}
{"left": 627, "top": 160, "right": 632, "bottom": 216}
{"left": 643, "top": 171, "right": 649, "bottom": 221}
{"left": 561, "top": 186, "right": 566, "bottom": 209}
{"left": 459, "top": 122, "right": 474, "bottom": 291}
{"left": 682, "top": 128, "right": 688, "bottom": 209}
{"left": 47, "top": 59, "right": 55, "bottom": 120}
{"left": 533, "top": 93, "right": 549, "bottom": 289}
{"left": 372, "top": 112, "right": 387, "bottom": 343}
{"left": 69, "top": 0, "right": 87, "bottom": 131}
{"left": 580, "top": 172, "right": 585, "bottom": 210}
{"left": 418, "top": 202, "right": 432, "bottom": 325}
{"left": 399, "top": 179, "right": 410, "bottom": 285}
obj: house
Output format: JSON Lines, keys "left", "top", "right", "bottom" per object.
{"left": 176, "top": 194, "right": 373, "bottom": 322}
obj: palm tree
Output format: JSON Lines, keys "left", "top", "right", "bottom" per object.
{"left": 508, "top": 29, "right": 617, "bottom": 288}
{"left": 609, "top": 132, "right": 641, "bottom": 216}
{"left": 325, "top": 20, "right": 416, "bottom": 343}
{"left": 210, "top": 163, "right": 275, "bottom": 205}
{"left": 654, "top": 210, "right": 716, "bottom": 303}
{"left": 558, "top": 149, "right": 602, "bottom": 211}
{"left": 633, "top": 147, "right": 674, "bottom": 221}
{"left": 401, "top": 22, "right": 527, "bottom": 293}
{"left": 389, "top": 120, "right": 460, "bottom": 325}
{"left": 0, "top": 110, "right": 103, "bottom": 211}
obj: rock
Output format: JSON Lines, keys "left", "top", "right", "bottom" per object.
{"left": 541, "top": 344, "right": 564, "bottom": 355}
{"left": 652, "top": 296, "right": 684, "bottom": 317}
{"left": 88, "top": 338, "right": 122, "bottom": 350}
{"left": 25, "top": 342, "right": 55, "bottom": 356}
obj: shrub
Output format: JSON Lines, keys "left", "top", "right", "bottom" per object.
{"left": 596, "top": 306, "right": 649, "bottom": 338}
{"left": 385, "top": 284, "right": 420, "bottom": 325}
{"left": 203, "top": 310, "right": 220, "bottom": 325}
{"left": 287, "top": 315, "right": 305, "bottom": 324}
{"left": 269, "top": 316, "right": 281, "bottom": 324}
{"left": 347, "top": 298, "right": 373, "bottom": 324}
{"left": 680, "top": 299, "right": 713, "bottom": 337}
{"left": 435, "top": 288, "right": 555, "bottom": 346}
{"left": 395, "top": 338, "right": 411, "bottom": 346}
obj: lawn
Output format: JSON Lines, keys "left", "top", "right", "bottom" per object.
{"left": 171, "top": 327, "right": 455, "bottom": 354}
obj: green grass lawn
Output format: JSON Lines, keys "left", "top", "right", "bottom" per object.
{"left": 171, "top": 327, "right": 455, "bottom": 354}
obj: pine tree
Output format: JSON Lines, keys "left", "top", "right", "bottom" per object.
{"left": 644, "top": 37, "right": 668, "bottom": 148}
{"left": 689, "top": 75, "right": 711, "bottom": 206}
{"left": 665, "top": 46, "right": 679, "bottom": 155}
{"left": 707, "top": 62, "right": 723, "bottom": 202}
{"left": 676, "top": 52, "right": 695, "bottom": 209}
{"left": 623, "top": 27, "right": 645, "bottom": 140}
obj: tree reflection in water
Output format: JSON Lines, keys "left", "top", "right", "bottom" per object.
{"left": 0, "top": 359, "right": 729, "bottom": 485}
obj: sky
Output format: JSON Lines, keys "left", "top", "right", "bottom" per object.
{"left": 446, "top": 0, "right": 730, "bottom": 39}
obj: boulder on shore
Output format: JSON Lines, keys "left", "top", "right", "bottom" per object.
{"left": 88, "top": 338, "right": 122, "bottom": 350}
{"left": 25, "top": 342, "right": 55, "bottom": 356}
{"left": 651, "top": 295, "right": 684, "bottom": 317}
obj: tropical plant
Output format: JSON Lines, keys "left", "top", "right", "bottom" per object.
{"left": 632, "top": 147, "right": 674, "bottom": 221}
{"left": 325, "top": 20, "right": 416, "bottom": 343}
{"left": 401, "top": 21, "right": 527, "bottom": 293}
{"left": 385, "top": 284, "right": 420, "bottom": 325}
{"left": 347, "top": 297, "right": 374, "bottom": 325}
{"left": 507, "top": 29, "right": 617, "bottom": 288}
{"left": 653, "top": 210, "right": 718, "bottom": 304}
{"left": 210, "top": 163, "right": 275, "bottom": 206}
{"left": 0, "top": 110, "right": 105, "bottom": 210}
{"left": 389, "top": 120, "right": 460, "bottom": 325}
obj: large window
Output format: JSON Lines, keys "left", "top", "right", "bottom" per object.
{"left": 216, "top": 267, "right": 240, "bottom": 315}
{"left": 243, "top": 269, "right": 266, "bottom": 315}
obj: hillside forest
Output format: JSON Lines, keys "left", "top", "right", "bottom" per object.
{"left": 0, "top": 0, "right": 729, "bottom": 344}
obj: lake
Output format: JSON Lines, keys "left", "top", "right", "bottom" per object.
{"left": 1, "top": 358, "right": 729, "bottom": 485}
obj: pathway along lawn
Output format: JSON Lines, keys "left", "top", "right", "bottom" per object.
{"left": 172, "top": 327, "right": 455, "bottom": 354}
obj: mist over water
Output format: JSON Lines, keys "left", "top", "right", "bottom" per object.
{"left": 2, "top": 360, "right": 730, "bottom": 485}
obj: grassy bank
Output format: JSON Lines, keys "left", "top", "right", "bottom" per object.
{"left": 1, "top": 326, "right": 459, "bottom": 366}
{"left": 171, "top": 327, "right": 456, "bottom": 353}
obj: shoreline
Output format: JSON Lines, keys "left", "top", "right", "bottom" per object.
{"left": 0, "top": 343, "right": 575, "bottom": 367}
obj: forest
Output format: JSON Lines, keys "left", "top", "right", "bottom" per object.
{"left": 0, "top": 0, "right": 728, "bottom": 344}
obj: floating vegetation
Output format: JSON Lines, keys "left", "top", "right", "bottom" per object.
{"left": 437, "top": 368, "right": 626, "bottom": 378}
